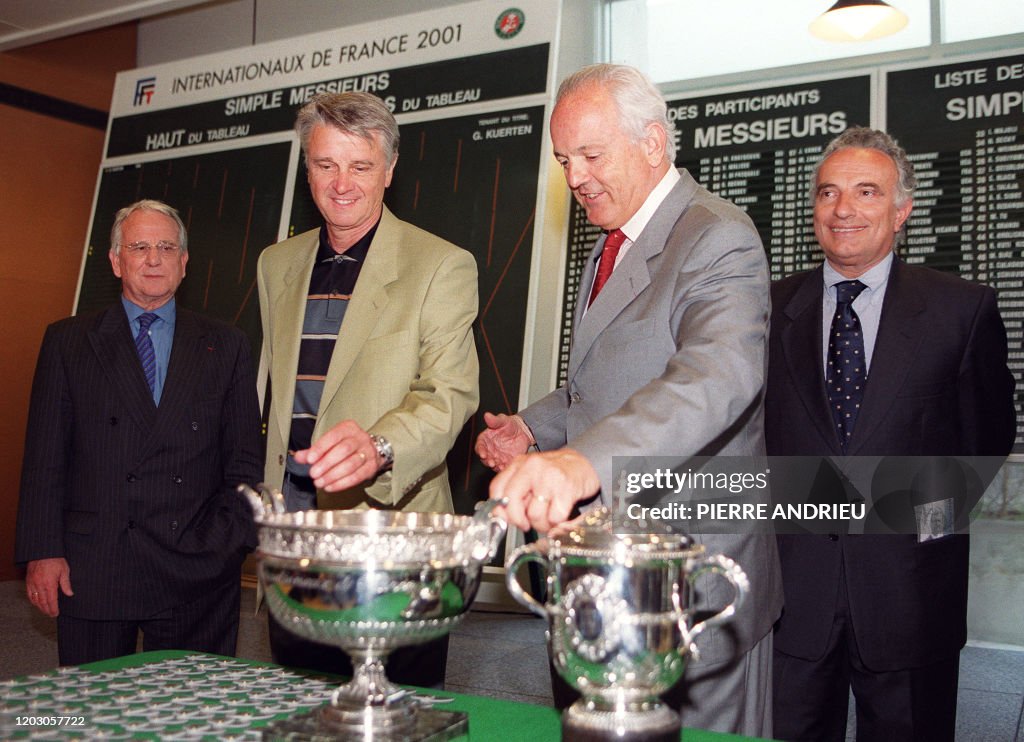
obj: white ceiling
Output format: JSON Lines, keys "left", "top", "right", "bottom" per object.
{"left": 0, "top": 0, "right": 219, "bottom": 52}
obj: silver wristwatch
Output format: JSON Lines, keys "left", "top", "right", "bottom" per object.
{"left": 370, "top": 434, "right": 394, "bottom": 470}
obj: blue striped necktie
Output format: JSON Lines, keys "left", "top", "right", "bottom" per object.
{"left": 134, "top": 313, "right": 158, "bottom": 395}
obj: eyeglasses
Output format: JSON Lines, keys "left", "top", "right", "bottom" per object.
{"left": 120, "top": 241, "right": 181, "bottom": 257}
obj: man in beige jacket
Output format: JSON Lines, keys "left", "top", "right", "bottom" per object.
{"left": 257, "top": 91, "right": 479, "bottom": 683}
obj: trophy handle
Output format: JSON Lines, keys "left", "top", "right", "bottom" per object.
{"left": 505, "top": 544, "right": 549, "bottom": 619}
{"left": 487, "top": 517, "right": 508, "bottom": 556}
{"left": 678, "top": 553, "right": 749, "bottom": 661}
{"left": 237, "top": 483, "right": 266, "bottom": 520}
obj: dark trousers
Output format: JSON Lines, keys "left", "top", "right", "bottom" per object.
{"left": 773, "top": 563, "right": 960, "bottom": 742}
{"left": 57, "top": 578, "right": 241, "bottom": 666}
{"left": 268, "top": 611, "right": 449, "bottom": 689}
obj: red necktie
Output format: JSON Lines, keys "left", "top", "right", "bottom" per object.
{"left": 588, "top": 229, "right": 626, "bottom": 306}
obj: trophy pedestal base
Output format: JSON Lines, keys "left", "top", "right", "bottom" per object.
{"left": 562, "top": 700, "right": 680, "bottom": 742}
{"left": 261, "top": 704, "right": 468, "bottom": 741}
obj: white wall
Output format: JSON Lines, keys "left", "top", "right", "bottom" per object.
{"left": 140, "top": 0, "right": 516, "bottom": 66}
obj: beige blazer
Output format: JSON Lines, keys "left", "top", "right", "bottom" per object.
{"left": 257, "top": 206, "right": 479, "bottom": 512}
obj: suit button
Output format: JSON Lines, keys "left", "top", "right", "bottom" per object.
{"left": 126, "top": 474, "right": 137, "bottom": 483}
{"left": 109, "top": 417, "right": 118, "bottom": 426}
{"left": 278, "top": 455, "right": 285, "bottom": 465}
{"left": 191, "top": 421, "right": 199, "bottom": 431}
{"left": 828, "top": 533, "right": 839, "bottom": 541}
{"left": 128, "top": 520, "right": 136, "bottom": 529}
{"left": 172, "top": 475, "right": 183, "bottom": 484}
{"left": 570, "top": 392, "right": 582, "bottom": 404}
{"left": 170, "top": 520, "right": 178, "bottom": 530}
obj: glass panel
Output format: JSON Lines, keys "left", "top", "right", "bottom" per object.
{"left": 941, "top": 0, "right": 1024, "bottom": 42}
{"left": 608, "top": 0, "right": 932, "bottom": 83}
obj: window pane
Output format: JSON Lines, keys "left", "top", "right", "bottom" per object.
{"left": 941, "top": 0, "right": 1024, "bottom": 42}
{"left": 609, "top": 0, "right": 931, "bottom": 83}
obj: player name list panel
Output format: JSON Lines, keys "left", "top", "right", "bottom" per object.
{"left": 886, "top": 52, "right": 1024, "bottom": 444}
{"left": 671, "top": 76, "right": 872, "bottom": 280}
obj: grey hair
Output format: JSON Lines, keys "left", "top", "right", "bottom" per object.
{"left": 110, "top": 199, "right": 188, "bottom": 255}
{"left": 811, "top": 126, "right": 917, "bottom": 207}
{"left": 294, "top": 91, "right": 400, "bottom": 165}
{"left": 556, "top": 63, "right": 677, "bottom": 164}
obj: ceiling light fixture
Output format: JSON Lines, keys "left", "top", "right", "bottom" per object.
{"left": 809, "top": 0, "right": 909, "bottom": 42}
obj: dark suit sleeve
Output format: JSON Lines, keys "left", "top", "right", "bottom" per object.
{"left": 958, "top": 286, "right": 1016, "bottom": 456}
{"left": 175, "top": 326, "right": 262, "bottom": 557}
{"left": 212, "top": 331, "right": 262, "bottom": 551}
{"left": 15, "top": 324, "right": 71, "bottom": 564}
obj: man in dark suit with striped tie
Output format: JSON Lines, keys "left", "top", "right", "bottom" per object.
{"left": 15, "top": 199, "right": 262, "bottom": 666}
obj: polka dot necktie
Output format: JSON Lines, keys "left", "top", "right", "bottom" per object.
{"left": 134, "top": 312, "right": 158, "bottom": 395}
{"left": 827, "top": 280, "right": 868, "bottom": 451}
{"left": 588, "top": 229, "right": 626, "bottom": 307}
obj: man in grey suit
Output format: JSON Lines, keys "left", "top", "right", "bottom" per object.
{"left": 476, "top": 63, "right": 782, "bottom": 736}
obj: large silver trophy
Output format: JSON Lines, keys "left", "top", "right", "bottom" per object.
{"left": 506, "top": 508, "right": 748, "bottom": 741}
{"left": 240, "top": 485, "right": 506, "bottom": 740}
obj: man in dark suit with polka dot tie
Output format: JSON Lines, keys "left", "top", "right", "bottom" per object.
{"left": 765, "top": 127, "right": 1016, "bottom": 741}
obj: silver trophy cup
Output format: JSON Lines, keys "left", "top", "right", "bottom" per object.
{"left": 240, "top": 485, "right": 506, "bottom": 740}
{"left": 505, "top": 508, "right": 748, "bottom": 741}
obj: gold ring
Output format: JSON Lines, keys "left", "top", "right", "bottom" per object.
{"left": 534, "top": 494, "right": 548, "bottom": 503}
{"left": 358, "top": 451, "right": 366, "bottom": 462}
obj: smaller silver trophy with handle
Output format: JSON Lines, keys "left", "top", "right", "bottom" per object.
{"left": 506, "top": 507, "right": 748, "bottom": 741}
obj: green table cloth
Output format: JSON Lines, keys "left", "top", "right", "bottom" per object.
{"left": 0, "top": 650, "right": 770, "bottom": 740}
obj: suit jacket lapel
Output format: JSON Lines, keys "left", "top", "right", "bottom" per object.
{"left": 847, "top": 259, "right": 925, "bottom": 453}
{"left": 144, "top": 308, "right": 205, "bottom": 457}
{"left": 568, "top": 171, "right": 692, "bottom": 381}
{"left": 778, "top": 267, "right": 841, "bottom": 453}
{"left": 567, "top": 235, "right": 646, "bottom": 379}
{"left": 317, "top": 207, "right": 397, "bottom": 424}
{"left": 268, "top": 231, "right": 319, "bottom": 449}
{"left": 88, "top": 305, "right": 157, "bottom": 430}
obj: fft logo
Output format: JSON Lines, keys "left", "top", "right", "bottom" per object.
{"left": 494, "top": 8, "right": 525, "bottom": 39}
{"left": 133, "top": 77, "right": 156, "bottom": 106}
